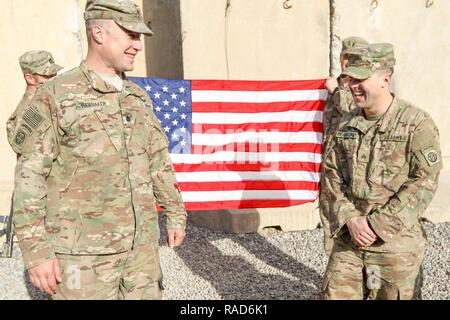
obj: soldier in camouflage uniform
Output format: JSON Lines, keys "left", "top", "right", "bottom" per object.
{"left": 11, "top": 0, "right": 187, "bottom": 300}
{"left": 7, "top": 50, "right": 63, "bottom": 154}
{"left": 321, "top": 43, "right": 442, "bottom": 299}
{"left": 320, "top": 37, "right": 368, "bottom": 255}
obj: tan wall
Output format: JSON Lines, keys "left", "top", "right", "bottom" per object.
{"left": 180, "top": 0, "right": 330, "bottom": 80}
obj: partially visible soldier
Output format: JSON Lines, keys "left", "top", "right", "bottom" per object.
{"left": 11, "top": 0, "right": 187, "bottom": 300}
{"left": 321, "top": 43, "right": 442, "bottom": 299}
{"left": 7, "top": 50, "right": 63, "bottom": 154}
{"left": 319, "top": 36, "right": 368, "bottom": 255}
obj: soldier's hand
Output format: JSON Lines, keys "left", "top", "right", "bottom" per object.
{"left": 325, "top": 77, "right": 339, "bottom": 94}
{"left": 167, "top": 228, "right": 185, "bottom": 248}
{"left": 346, "top": 216, "right": 377, "bottom": 247}
{"left": 28, "top": 258, "right": 62, "bottom": 295}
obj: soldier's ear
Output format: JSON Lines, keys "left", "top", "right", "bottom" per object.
{"left": 24, "top": 73, "right": 36, "bottom": 86}
{"left": 91, "top": 23, "right": 105, "bottom": 44}
{"left": 381, "top": 71, "right": 392, "bottom": 88}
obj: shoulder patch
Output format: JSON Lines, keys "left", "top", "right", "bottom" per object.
{"left": 420, "top": 146, "right": 440, "bottom": 167}
{"left": 14, "top": 130, "right": 27, "bottom": 145}
{"left": 22, "top": 106, "right": 45, "bottom": 129}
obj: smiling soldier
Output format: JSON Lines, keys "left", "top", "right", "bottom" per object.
{"left": 11, "top": 0, "right": 187, "bottom": 300}
{"left": 321, "top": 43, "right": 442, "bottom": 299}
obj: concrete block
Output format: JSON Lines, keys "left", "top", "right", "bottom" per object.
{"left": 190, "top": 201, "right": 320, "bottom": 234}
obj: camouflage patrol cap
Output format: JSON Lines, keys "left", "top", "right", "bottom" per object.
{"left": 84, "top": 0, "right": 153, "bottom": 36}
{"left": 19, "top": 50, "right": 63, "bottom": 76}
{"left": 341, "top": 36, "right": 369, "bottom": 55}
{"left": 342, "top": 43, "right": 396, "bottom": 80}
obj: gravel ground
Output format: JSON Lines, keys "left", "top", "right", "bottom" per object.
{"left": 1, "top": 219, "right": 448, "bottom": 300}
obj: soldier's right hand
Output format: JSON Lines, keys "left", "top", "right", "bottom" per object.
{"left": 28, "top": 258, "right": 62, "bottom": 295}
{"left": 346, "top": 216, "right": 377, "bottom": 247}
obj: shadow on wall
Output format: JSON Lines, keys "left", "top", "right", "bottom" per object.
{"left": 142, "top": 0, "right": 184, "bottom": 79}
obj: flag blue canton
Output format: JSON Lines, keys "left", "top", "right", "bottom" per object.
{"left": 129, "top": 77, "right": 192, "bottom": 154}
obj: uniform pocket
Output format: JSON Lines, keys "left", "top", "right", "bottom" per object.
{"left": 368, "top": 140, "right": 407, "bottom": 190}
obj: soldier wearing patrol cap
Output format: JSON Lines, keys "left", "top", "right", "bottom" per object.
{"left": 6, "top": 50, "right": 63, "bottom": 154}
{"left": 320, "top": 43, "right": 442, "bottom": 299}
{"left": 320, "top": 36, "right": 369, "bottom": 256}
{"left": 11, "top": 0, "right": 186, "bottom": 300}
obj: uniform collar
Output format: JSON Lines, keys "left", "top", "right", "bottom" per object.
{"left": 377, "top": 94, "right": 398, "bottom": 133}
{"left": 79, "top": 62, "right": 148, "bottom": 99}
{"left": 346, "top": 94, "right": 398, "bottom": 134}
{"left": 79, "top": 61, "right": 122, "bottom": 94}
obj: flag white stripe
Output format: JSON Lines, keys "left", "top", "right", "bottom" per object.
{"left": 180, "top": 190, "right": 318, "bottom": 202}
{"left": 192, "top": 89, "right": 328, "bottom": 103}
{"left": 192, "top": 110, "right": 323, "bottom": 124}
{"left": 175, "top": 170, "right": 320, "bottom": 183}
{"left": 170, "top": 151, "right": 321, "bottom": 164}
{"left": 191, "top": 131, "right": 322, "bottom": 146}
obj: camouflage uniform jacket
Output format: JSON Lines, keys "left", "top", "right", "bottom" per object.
{"left": 6, "top": 90, "right": 35, "bottom": 152}
{"left": 324, "top": 96, "right": 442, "bottom": 253}
{"left": 319, "top": 87, "right": 356, "bottom": 246}
{"left": 12, "top": 62, "right": 187, "bottom": 269}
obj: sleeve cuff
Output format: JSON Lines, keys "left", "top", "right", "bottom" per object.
{"left": 21, "top": 245, "right": 56, "bottom": 270}
{"left": 367, "top": 211, "right": 400, "bottom": 243}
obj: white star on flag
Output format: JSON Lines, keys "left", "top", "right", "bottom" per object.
{"left": 164, "top": 113, "right": 170, "bottom": 119}
{"left": 180, "top": 101, "right": 186, "bottom": 107}
{"left": 171, "top": 93, "right": 178, "bottom": 100}
{"left": 172, "top": 107, "right": 178, "bottom": 113}
{"left": 162, "top": 86, "right": 169, "bottom": 92}
{"left": 163, "top": 100, "right": 169, "bottom": 106}
{"left": 153, "top": 92, "right": 161, "bottom": 99}
{"left": 145, "top": 85, "right": 151, "bottom": 92}
{"left": 155, "top": 106, "right": 162, "bottom": 112}
{"left": 163, "top": 126, "right": 170, "bottom": 132}
{"left": 172, "top": 119, "right": 179, "bottom": 126}
{"left": 181, "top": 114, "right": 187, "bottom": 120}
{"left": 179, "top": 87, "right": 186, "bottom": 93}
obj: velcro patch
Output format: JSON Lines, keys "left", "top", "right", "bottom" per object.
{"left": 380, "top": 134, "right": 407, "bottom": 142}
{"left": 335, "top": 131, "right": 357, "bottom": 139}
{"left": 23, "top": 106, "right": 44, "bottom": 129}
{"left": 14, "top": 130, "right": 27, "bottom": 145}
{"left": 76, "top": 100, "right": 107, "bottom": 110}
{"left": 420, "top": 146, "right": 440, "bottom": 167}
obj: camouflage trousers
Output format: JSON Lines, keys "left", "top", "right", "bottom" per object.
{"left": 319, "top": 206, "right": 334, "bottom": 256}
{"left": 52, "top": 242, "right": 163, "bottom": 300}
{"left": 321, "top": 242, "right": 424, "bottom": 300}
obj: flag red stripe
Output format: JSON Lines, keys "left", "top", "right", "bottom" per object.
{"left": 178, "top": 181, "right": 319, "bottom": 192}
{"left": 192, "top": 100, "right": 325, "bottom": 113}
{"left": 192, "top": 122, "right": 323, "bottom": 133}
{"left": 184, "top": 199, "right": 315, "bottom": 210}
{"left": 190, "top": 142, "right": 322, "bottom": 154}
{"left": 173, "top": 161, "right": 321, "bottom": 173}
{"left": 191, "top": 79, "right": 326, "bottom": 91}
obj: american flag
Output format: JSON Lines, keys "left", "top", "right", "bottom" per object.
{"left": 130, "top": 77, "right": 326, "bottom": 211}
